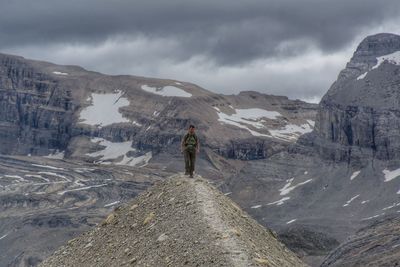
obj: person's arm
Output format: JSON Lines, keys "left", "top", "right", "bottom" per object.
{"left": 196, "top": 137, "right": 200, "bottom": 153}
{"left": 181, "top": 135, "right": 186, "bottom": 153}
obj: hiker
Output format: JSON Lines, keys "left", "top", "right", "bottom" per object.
{"left": 181, "top": 125, "right": 200, "bottom": 178}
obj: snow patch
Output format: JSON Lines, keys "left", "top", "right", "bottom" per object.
{"left": 86, "top": 138, "right": 151, "bottom": 167}
{"left": 141, "top": 85, "right": 192, "bottom": 98}
{"left": 269, "top": 123, "right": 313, "bottom": 141}
{"left": 53, "top": 71, "right": 68, "bottom": 76}
{"left": 31, "top": 164, "right": 65, "bottom": 170}
{"left": 214, "top": 107, "right": 313, "bottom": 141}
{"left": 343, "top": 194, "right": 360, "bottom": 207}
{"left": 350, "top": 171, "right": 361, "bottom": 180}
{"left": 38, "top": 171, "right": 71, "bottom": 182}
{"left": 361, "top": 212, "right": 385, "bottom": 221}
{"left": 357, "top": 72, "right": 367, "bottom": 80}
{"left": 357, "top": 51, "right": 400, "bottom": 80}
{"left": 116, "top": 152, "right": 152, "bottom": 167}
{"left": 0, "top": 233, "right": 9, "bottom": 240}
{"left": 24, "top": 174, "right": 49, "bottom": 182}
{"left": 361, "top": 200, "right": 370, "bottom": 204}
{"left": 267, "top": 197, "right": 290, "bottom": 206}
{"left": 383, "top": 168, "right": 400, "bottom": 182}
{"left": 214, "top": 107, "right": 281, "bottom": 137}
{"left": 286, "top": 219, "right": 297, "bottom": 224}
{"left": 104, "top": 201, "right": 120, "bottom": 207}
{"left": 382, "top": 202, "right": 400, "bottom": 211}
{"left": 279, "top": 178, "right": 312, "bottom": 196}
{"left": 79, "top": 91, "right": 140, "bottom": 127}
{"left": 251, "top": 205, "right": 262, "bottom": 209}
{"left": 58, "top": 184, "right": 108, "bottom": 195}
{"left": 74, "top": 168, "right": 95, "bottom": 173}
{"left": 372, "top": 51, "right": 400, "bottom": 70}
{"left": 44, "top": 150, "right": 65, "bottom": 159}
{"left": 306, "top": 120, "right": 315, "bottom": 126}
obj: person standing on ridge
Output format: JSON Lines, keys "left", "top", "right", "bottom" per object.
{"left": 181, "top": 125, "right": 200, "bottom": 178}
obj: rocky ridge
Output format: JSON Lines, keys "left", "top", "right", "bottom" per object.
{"left": 311, "top": 33, "right": 400, "bottom": 161}
{"left": 39, "top": 175, "right": 306, "bottom": 267}
{"left": 321, "top": 215, "right": 400, "bottom": 266}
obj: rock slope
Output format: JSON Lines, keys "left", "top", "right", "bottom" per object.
{"left": 321, "top": 214, "right": 400, "bottom": 266}
{"left": 39, "top": 174, "right": 306, "bottom": 267}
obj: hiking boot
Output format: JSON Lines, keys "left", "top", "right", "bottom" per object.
{"left": 189, "top": 174, "right": 194, "bottom": 178}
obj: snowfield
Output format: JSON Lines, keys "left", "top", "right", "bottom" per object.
{"left": 52, "top": 71, "right": 69, "bottom": 75}
{"left": 86, "top": 138, "right": 152, "bottom": 167}
{"left": 79, "top": 91, "right": 140, "bottom": 127}
{"left": 279, "top": 178, "right": 312, "bottom": 196}
{"left": 343, "top": 194, "right": 360, "bottom": 207}
{"left": 141, "top": 85, "right": 192, "bottom": 97}
{"left": 357, "top": 50, "right": 400, "bottom": 80}
{"left": 214, "top": 107, "right": 313, "bottom": 141}
{"left": 382, "top": 168, "right": 400, "bottom": 182}
{"left": 350, "top": 170, "right": 361, "bottom": 180}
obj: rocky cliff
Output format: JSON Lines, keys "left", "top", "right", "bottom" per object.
{"left": 39, "top": 175, "right": 306, "bottom": 267}
{"left": 311, "top": 33, "right": 400, "bottom": 161}
{"left": 0, "top": 53, "right": 317, "bottom": 162}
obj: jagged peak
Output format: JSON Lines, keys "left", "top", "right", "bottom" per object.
{"left": 354, "top": 33, "right": 400, "bottom": 58}
{"left": 39, "top": 174, "right": 306, "bottom": 267}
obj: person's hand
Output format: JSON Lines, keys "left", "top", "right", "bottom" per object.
{"left": 196, "top": 149, "right": 200, "bottom": 153}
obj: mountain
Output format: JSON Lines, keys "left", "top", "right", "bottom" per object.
{"left": 0, "top": 52, "right": 317, "bottom": 162}
{"left": 0, "top": 52, "right": 317, "bottom": 266}
{"left": 3, "top": 32, "right": 400, "bottom": 267}
{"left": 312, "top": 33, "right": 400, "bottom": 161}
{"left": 222, "top": 33, "right": 400, "bottom": 266}
{"left": 39, "top": 175, "right": 306, "bottom": 267}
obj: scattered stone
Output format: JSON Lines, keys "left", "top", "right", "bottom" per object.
{"left": 143, "top": 212, "right": 155, "bottom": 225}
{"left": 130, "top": 204, "right": 138, "bottom": 211}
{"left": 157, "top": 233, "right": 168, "bottom": 242}
{"left": 254, "top": 257, "right": 270, "bottom": 265}
{"left": 102, "top": 213, "right": 116, "bottom": 225}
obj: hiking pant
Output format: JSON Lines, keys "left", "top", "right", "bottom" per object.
{"left": 184, "top": 148, "right": 196, "bottom": 175}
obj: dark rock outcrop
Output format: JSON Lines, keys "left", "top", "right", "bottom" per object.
{"left": 321, "top": 215, "right": 400, "bottom": 267}
{"left": 311, "top": 33, "right": 400, "bottom": 161}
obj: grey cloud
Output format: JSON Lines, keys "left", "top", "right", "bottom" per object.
{"left": 1, "top": 0, "right": 400, "bottom": 65}
{"left": 1, "top": 0, "right": 400, "bottom": 102}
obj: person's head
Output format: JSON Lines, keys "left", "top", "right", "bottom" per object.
{"left": 188, "top": 125, "right": 195, "bottom": 134}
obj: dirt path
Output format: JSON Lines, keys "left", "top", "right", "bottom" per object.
{"left": 190, "top": 178, "right": 252, "bottom": 266}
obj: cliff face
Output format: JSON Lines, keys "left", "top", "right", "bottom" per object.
{"left": 0, "top": 54, "right": 76, "bottom": 155}
{"left": 0, "top": 53, "right": 317, "bottom": 162}
{"left": 312, "top": 33, "right": 400, "bottom": 160}
{"left": 39, "top": 175, "right": 306, "bottom": 267}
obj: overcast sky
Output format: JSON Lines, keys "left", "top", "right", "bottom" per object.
{"left": 1, "top": 0, "right": 400, "bottom": 102}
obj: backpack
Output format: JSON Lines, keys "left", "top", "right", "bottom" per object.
{"left": 184, "top": 133, "right": 198, "bottom": 148}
